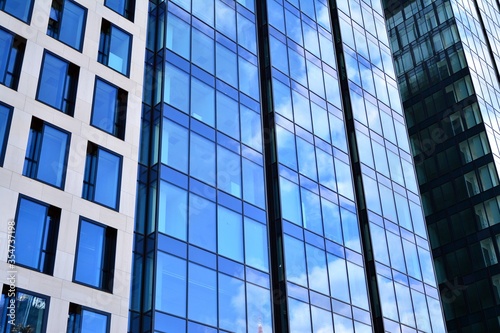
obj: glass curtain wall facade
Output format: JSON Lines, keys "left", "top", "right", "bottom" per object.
{"left": 384, "top": 0, "right": 500, "bottom": 332}
{"left": 130, "top": 0, "right": 446, "bottom": 332}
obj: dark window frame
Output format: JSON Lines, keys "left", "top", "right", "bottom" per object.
{"left": 0, "top": 0, "right": 34, "bottom": 23}
{"left": 36, "top": 51, "right": 79, "bottom": 116}
{"left": 0, "top": 285, "right": 50, "bottom": 333}
{"left": 90, "top": 77, "right": 127, "bottom": 139}
{"left": 0, "top": 26, "right": 26, "bottom": 90}
{"left": 13, "top": 195, "right": 60, "bottom": 275}
{"left": 23, "top": 117, "right": 71, "bottom": 189}
{"left": 82, "top": 142, "right": 122, "bottom": 210}
{"left": 67, "top": 303, "right": 110, "bottom": 333}
{"left": 98, "top": 19, "right": 132, "bottom": 77}
{"left": 0, "top": 101, "right": 13, "bottom": 166}
{"left": 73, "top": 217, "right": 117, "bottom": 292}
{"left": 104, "top": 0, "right": 135, "bottom": 21}
{"left": 47, "top": 0, "right": 87, "bottom": 51}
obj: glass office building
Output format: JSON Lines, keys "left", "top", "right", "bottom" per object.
{"left": 129, "top": 0, "right": 446, "bottom": 332}
{"left": 384, "top": 0, "right": 500, "bottom": 331}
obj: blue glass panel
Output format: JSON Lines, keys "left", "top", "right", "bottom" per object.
{"left": 94, "top": 149, "right": 121, "bottom": 208}
{"left": 156, "top": 252, "right": 186, "bottom": 317}
{"left": 280, "top": 177, "right": 302, "bottom": 225}
{"left": 412, "top": 289, "right": 431, "bottom": 332}
{"left": 347, "top": 262, "right": 369, "bottom": 310}
{"left": 328, "top": 253, "right": 350, "bottom": 303}
{"left": 75, "top": 221, "right": 104, "bottom": 287}
{"left": 38, "top": 54, "right": 67, "bottom": 110}
{"left": 216, "top": 43, "right": 237, "bottom": 87}
{"left": 242, "top": 158, "right": 265, "bottom": 208}
{"left": 394, "top": 283, "right": 415, "bottom": 328}
{"left": 268, "top": 0, "right": 284, "bottom": 32}
{"left": 276, "top": 126, "right": 297, "bottom": 170}
{"left": 285, "top": 9, "right": 302, "bottom": 45}
{"left": 311, "top": 306, "right": 333, "bottom": 332}
{"left": 270, "top": 35, "right": 288, "bottom": 75}
{"left": 237, "top": 13, "right": 256, "bottom": 54}
{"left": 306, "top": 244, "right": 329, "bottom": 295}
{"left": 340, "top": 208, "right": 361, "bottom": 252}
{"left": 246, "top": 283, "right": 272, "bottom": 332}
{"left": 167, "top": 13, "right": 190, "bottom": 60}
{"left": 370, "top": 223, "right": 390, "bottom": 265}
{"left": 402, "top": 239, "right": 422, "bottom": 280}
{"left": 297, "top": 138, "right": 317, "bottom": 180}
{"left": 0, "top": 104, "right": 11, "bottom": 163}
{"left": 188, "top": 263, "right": 216, "bottom": 326}
{"left": 3, "top": 0, "right": 32, "bottom": 22}
{"left": 16, "top": 199, "right": 47, "bottom": 269}
{"left": 418, "top": 247, "right": 436, "bottom": 287}
{"left": 334, "top": 158, "right": 354, "bottom": 200}
{"left": 189, "top": 193, "right": 216, "bottom": 252}
{"left": 92, "top": 79, "right": 118, "bottom": 134}
{"left": 377, "top": 274, "right": 398, "bottom": 321}
{"left": 217, "top": 206, "right": 243, "bottom": 262}
{"left": 240, "top": 105, "right": 262, "bottom": 152}
{"left": 108, "top": 26, "right": 131, "bottom": 75}
{"left": 218, "top": 273, "right": 246, "bottom": 331}
{"left": 193, "top": 0, "right": 214, "bottom": 26}
{"left": 216, "top": 91, "right": 239, "bottom": 139}
{"left": 217, "top": 145, "right": 241, "bottom": 197}
{"left": 105, "top": 0, "right": 126, "bottom": 16}
{"left": 161, "top": 118, "right": 188, "bottom": 172}
{"left": 301, "top": 188, "right": 322, "bottom": 235}
{"left": 288, "top": 298, "right": 312, "bottom": 332}
{"left": 37, "top": 125, "right": 68, "bottom": 187}
{"left": 191, "top": 77, "right": 215, "bottom": 126}
{"left": 244, "top": 217, "right": 268, "bottom": 272}
{"left": 284, "top": 234, "right": 307, "bottom": 286}
{"left": 0, "top": 29, "right": 13, "bottom": 84}
{"left": 215, "top": 0, "right": 236, "bottom": 41}
{"left": 159, "top": 181, "right": 187, "bottom": 240}
{"left": 394, "top": 193, "right": 412, "bottom": 231}
{"left": 164, "top": 63, "right": 190, "bottom": 113}
{"left": 386, "top": 231, "right": 406, "bottom": 273}
{"left": 292, "top": 90, "right": 312, "bottom": 131}
{"left": 239, "top": 56, "right": 260, "bottom": 101}
{"left": 81, "top": 309, "right": 108, "bottom": 333}
{"left": 59, "top": 1, "right": 86, "bottom": 50}
{"left": 321, "top": 198, "right": 342, "bottom": 245}
{"left": 316, "top": 148, "right": 335, "bottom": 190}
{"left": 192, "top": 28, "right": 214, "bottom": 74}
{"left": 190, "top": 132, "right": 215, "bottom": 186}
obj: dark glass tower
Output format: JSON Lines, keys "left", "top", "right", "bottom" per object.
{"left": 129, "top": 0, "right": 446, "bottom": 332}
{"left": 384, "top": 0, "right": 500, "bottom": 331}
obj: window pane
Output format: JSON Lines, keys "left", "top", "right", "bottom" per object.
{"left": 216, "top": 92, "right": 239, "bottom": 139}
{"left": 167, "top": 13, "right": 190, "bottom": 59}
{"left": 95, "top": 149, "right": 121, "bottom": 208}
{"left": 215, "top": 0, "right": 236, "bottom": 41}
{"left": 81, "top": 309, "right": 108, "bottom": 333}
{"left": 322, "top": 198, "right": 342, "bottom": 245}
{"left": 280, "top": 177, "right": 302, "bottom": 225}
{"left": 92, "top": 78, "right": 125, "bottom": 138}
{"left": 246, "top": 283, "right": 272, "bottom": 332}
{"left": 216, "top": 43, "right": 237, "bottom": 87}
{"left": 37, "top": 53, "right": 68, "bottom": 110}
{"left": 244, "top": 217, "right": 268, "bottom": 272}
{"left": 347, "top": 262, "right": 369, "bottom": 310}
{"left": 192, "top": 28, "right": 214, "bottom": 74}
{"left": 193, "top": 0, "right": 214, "bottom": 26}
{"left": 164, "top": 63, "right": 189, "bottom": 113}
{"left": 156, "top": 252, "right": 186, "bottom": 317}
{"left": 189, "top": 133, "right": 215, "bottom": 186}
{"left": 0, "top": 104, "right": 11, "bottom": 164}
{"left": 237, "top": 13, "right": 256, "bottom": 53}
{"left": 284, "top": 235, "right": 307, "bottom": 286}
{"left": 217, "top": 145, "right": 241, "bottom": 197}
{"left": 242, "top": 158, "right": 265, "bottom": 208}
{"left": 217, "top": 206, "right": 243, "bottom": 262}
{"left": 1, "top": 289, "right": 48, "bottom": 333}
{"left": 37, "top": 125, "right": 69, "bottom": 187}
{"left": 159, "top": 181, "right": 187, "bottom": 240}
{"left": 2, "top": 0, "right": 33, "bottom": 22}
{"left": 218, "top": 273, "right": 246, "bottom": 331}
{"left": 189, "top": 193, "right": 216, "bottom": 251}
{"left": 306, "top": 244, "right": 329, "bottom": 294}
{"left": 288, "top": 298, "right": 312, "bottom": 333}
{"left": 161, "top": 118, "right": 188, "bottom": 172}
{"left": 75, "top": 221, "right": 105, "bottom": 287}
{"left": 191, "top": 77, "right": 215, "bottom": 126}
{"left": 240, "top": 105, "right": 262, "bottom": 152}
{"left": 16, "top": 199, "right": 48, "bottom": 270}
{"left": 58, "top": 1, "right": 86, "bottom": 50}
{"left": 301, "top": 188, "right": 322, "bottom": 235}
{"left": 188, "top": 263, "right": 216, "bottom": 326}
{"left": 341, "top": 208, "right": 361, "bottom": 252}
{"left": 109, "top": 26, "right": 131, "bottom": 74}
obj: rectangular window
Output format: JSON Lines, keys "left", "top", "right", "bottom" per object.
{"left": 67, "top": 303, "right": 109, "bottom": 333}
{"left": 0, "top": 27, "right": 26, "bottom": 89}
{"left": 98, "top": 20, "right": 131, "bottom": 76}
{"left": 37, "top": 51, "right": 79, "bottom": 115}
{"left": 0, "top": 0, "right": 33, "bottom": 22}
{"left": 91, "top": 78, "right": 127, "bottom": 139}
{"left": 73, "top": 219, "right": 116, "bottom": 292}
{"left": 14, "top": 196, "right": 60, "bottom": 274}
{"left": 47, "top": 0, "right": 87, "bottom": 51}
{"left": 23, "top": 117, "right": 70, "bottom": 188}
{"left": 0, "top": 286, "right": 49, "bottom": 333}
{"left": 104, "top": 0, "right": 135, "bottom": 21}
{"left": 0, "top": 102, "right": 13, "bottom": 166}
{"left": 82, "top": 142, "right": 122, "bottom": 210}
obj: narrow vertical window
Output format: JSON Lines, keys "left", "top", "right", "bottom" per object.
{"left": 47, "top": 0, "right": 87, "bottom": 51}
{"left": 23, "top": 117, "right": 70, "bottom": 188}
{"left": 74, "top": 219, "right": 116, "bottom": 291}
{"left": 104, "top": 0, "right": 135, "bottom": 21}
{"left": 91, "top": 78, "right": 127, "bottom": 139}
{"left": 0, "top": 0, "right": 34, "bottom": 23}
{"left": 0, "top": 27, "right": 26, "bottom": 89}
{"left": 14, "top": 196, "right": 60, "bottom": 275}
{"left": 0, "top": 102, "right": 13, "bottom": 166}
{"left": 98, "top": 20, "right": 132, "bottom": 76}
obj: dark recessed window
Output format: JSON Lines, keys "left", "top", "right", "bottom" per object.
{"left": 0, "top": 0, "right": 34, "bottom": 23}
{"left": 67, "top": 303, "right": 110, "bottom": 333}
{"left": 98, "top": 20, "right": 132, "bottom": 76}
{"left": 23, "top": 117, "right": 70, "bottom": 188}
{"left": 0, "top": 102, "right": 13, "bottom": 166}
{"left": 104, "top": 0, "right": 135, "bottom": 21}
{"left": 0, "top": 27, "right": 26, "bottom": 90}
{"left": 37, "top": 51, "right": 79, "bottom": 115}
{"left": 73, "top": 219, "right": 116, "bottom": 292}
{"left": 47, "top": 0, "right": 87, "bottom": 51}
{"left": 0, "top": 286, "right": 49, "bottom": 333}
{"left": 91, "top": 77, "right": 127, "bottom": 139}
{"left": 14, "top": 196, "right": 60, "bottom": 275}
{"left": 82, "top": 142, "right": 122, "bottom": 210}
